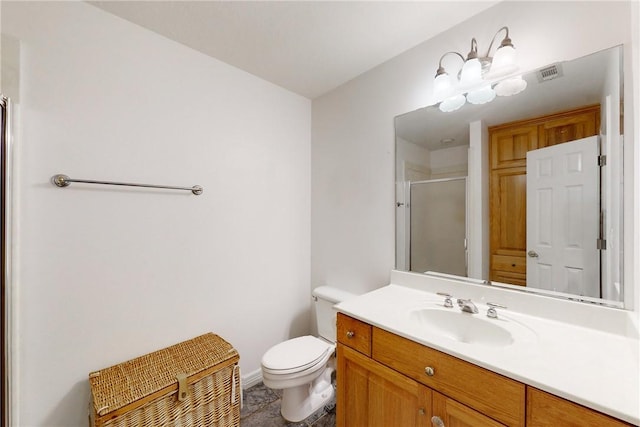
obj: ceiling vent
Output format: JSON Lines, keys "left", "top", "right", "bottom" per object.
{"left": 536, "top": 63, "right": 563, "bottom": 83}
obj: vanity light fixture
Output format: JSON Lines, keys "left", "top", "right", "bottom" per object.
{"left": 433, "top": 26, "right": 526, "bottom": 112}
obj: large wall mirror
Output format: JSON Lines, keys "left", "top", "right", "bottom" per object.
{"left": 395, "top": 45, "right": 624, "bottom": 307}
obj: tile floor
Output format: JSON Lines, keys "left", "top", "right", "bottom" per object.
{"left": 240, "top": 382, "right": 336, "bottom": 427}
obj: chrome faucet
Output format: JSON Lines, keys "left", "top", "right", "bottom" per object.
{"left": 457, "top": 298, "right": 478, "bottom": 314}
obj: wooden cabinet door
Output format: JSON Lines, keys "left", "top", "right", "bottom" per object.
{"left": 526, "top": 388, "right": 634, "bottom": 427}
{"left": 488, "top": 104, "right": 599, "bottom": 287}
{"left": 538, "top": 109, "right": 599, "bottom": 148}
{"left": 373, "top": 327, "right": 525, "bottom": 426}
{"left": 489, "top": 167, "right": 527, "bottom": 285}
{"left": 337, "top": 344, "right": 431, "bottom": 427}
{"left": 490, "top": 124, "right": 538, "bottom": 169}
{"left": 489, "top": 121, "right": 536, "bottom": 285}
{"left": 432, "top": 391, "right": 506, "bottom": 427}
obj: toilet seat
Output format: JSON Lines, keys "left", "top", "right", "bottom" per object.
{"left": 262, "top": 336, "right": 334, "bottom": 375}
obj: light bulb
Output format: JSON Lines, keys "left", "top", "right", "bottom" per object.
{"left": 466, "top": 85, "right": 496, "bottom": 105}
{"left": 460, "top": 58, "right": 482, "bottom": 87}
{"left": 433, "top": 72, "right": 452, "bottom": 101}
{"left": 494, "top": 76, "right": 527, "bottom": 97}
{"left": 439, "top": 94, "right": 466, "bottom": 113}
{"left": 487, "top": 45, "right": 518, "bottom": 79}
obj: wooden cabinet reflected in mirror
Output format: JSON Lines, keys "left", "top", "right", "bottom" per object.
{"left": 489, "top": 105, "right": 600, "bottom": 289}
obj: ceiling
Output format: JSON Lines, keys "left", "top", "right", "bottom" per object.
{"left": 88, "top": 1, "right": 498, "bottom": 99}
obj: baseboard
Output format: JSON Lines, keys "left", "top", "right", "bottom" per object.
{"left": 241, "top": 368, "right": 263, "bottom": 389}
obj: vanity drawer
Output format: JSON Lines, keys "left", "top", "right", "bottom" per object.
{"left": 526, "top": 387, "right": 635, "bottom": 426}
{"left": 492, "top": 270, "right": 526, "bottom": 287}
{"left": 492, "top": 254, "right": 526, "bottom": 274}
{"left": 337, "top": 313, "right": 371, "bottom": 357}
{"left": 372, "top": 327, "right": 525, "bottom": 426}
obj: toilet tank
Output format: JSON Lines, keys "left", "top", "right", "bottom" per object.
{"left": 312, "top": 286, "right": 357, "bottom": 343}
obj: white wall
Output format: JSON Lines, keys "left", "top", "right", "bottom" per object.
{"left": 468, "top": 120, "right": 490, "bottom": 281}
{"left": 601, "top": 47, "right": 623, "bottom": 301}
{"left": 429, "top": 145, "right": 468, "bottom": 178}
{"left": 2, "top": 2, "right": 311, "bottom": 426}
{"left": 395, "top": 137, "right": 430, "bottom": 181}
{"left": 632, "top": 0, "right": 640, "bottom": 324}
{"left": 311, "top": 1, "right": 636, "bottom": 299}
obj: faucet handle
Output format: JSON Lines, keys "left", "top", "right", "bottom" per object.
{"left": 486, "top": 302, "right": 507, "bottom": 318}
{"left": 436, "top": 292, "right": 454, "bottom": 308}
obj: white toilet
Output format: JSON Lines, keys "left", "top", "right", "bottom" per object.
{"left": 261, "top": 286, "right": 355, "bottom": 422}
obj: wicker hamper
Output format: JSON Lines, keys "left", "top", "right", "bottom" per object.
{"left": 88, "top": 333, "right": 240, "bottom": 427}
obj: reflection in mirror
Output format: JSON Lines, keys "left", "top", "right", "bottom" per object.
{"left": 409, "top": 177, "right": 467, "bottom": 276}
{"left": 395, "top": 46, "right": 624, "bottom": 306}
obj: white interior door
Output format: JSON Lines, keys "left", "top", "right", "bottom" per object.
{"left": 526, "top": 136, "right": 600, "bottom": 297}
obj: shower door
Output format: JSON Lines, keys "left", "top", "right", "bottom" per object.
{"left": 409, "top": 177, "right": 467, "bottom": 276}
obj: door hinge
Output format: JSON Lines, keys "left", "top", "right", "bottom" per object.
{"left": 598, "top": 155, "right": 607, "bottom": 167}
{"left": 597, "top": 239, "right": 607, "bottom": 250}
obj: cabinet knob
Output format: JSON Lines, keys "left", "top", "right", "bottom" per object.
{"left": 346, "top": 331, "right": 355, "bottom": 339}
{"left": 418, "top": 408, "right": 425, "bottom": 416}
{"left": 431, "top": 416, "right": 445, "bottom": 427}
{"left": 424, "top": 366, "right": 435, "bottom": 376}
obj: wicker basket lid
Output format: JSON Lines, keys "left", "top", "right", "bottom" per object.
{"left": 88, "top": 333, "right": 239, "bottom": 416}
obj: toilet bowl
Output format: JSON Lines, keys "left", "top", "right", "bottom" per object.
{"left": 262, "top": 336, "right": 335, "bottom": 421}
{"left": 260, "top": 286, "right": 356, "bottom": 422}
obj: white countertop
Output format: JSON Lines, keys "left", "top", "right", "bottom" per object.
{"left": 335, "top": 271, "right": 640, "bottom": 425}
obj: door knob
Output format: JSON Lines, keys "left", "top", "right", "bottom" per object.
{"left": 431, "top": 416, "right": 445, "bottom": 427}
{"left": 527, "top": 250, "right": 539, "bottom": 258}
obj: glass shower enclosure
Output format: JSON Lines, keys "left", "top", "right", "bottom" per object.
{"left": 407, "top": 177, "right": 467, "bottom": 276}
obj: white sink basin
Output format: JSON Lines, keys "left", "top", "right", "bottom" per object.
{"left": 409, "top": 308, "right": 527, "bottom": 347}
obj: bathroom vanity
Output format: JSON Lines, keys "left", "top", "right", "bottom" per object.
{"left": 335, "top": 271, "right": 639, "bottom": 427}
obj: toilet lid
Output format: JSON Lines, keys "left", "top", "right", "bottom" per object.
{"left": 262, "top": 336, "right": 332, "bottom": 372}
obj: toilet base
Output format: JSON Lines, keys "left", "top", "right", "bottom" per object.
{"left": 280, "top": 366, "right": 334, "bottom": 422}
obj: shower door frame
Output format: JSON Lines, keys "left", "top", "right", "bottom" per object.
{"left": 1, "top": 94, "right": 12, "bottom": 427}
